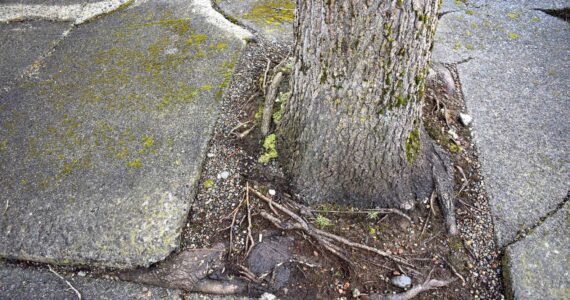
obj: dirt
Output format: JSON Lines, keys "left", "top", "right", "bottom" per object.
{"left": 179, "top": 37, "right": 505, "bottom": 299}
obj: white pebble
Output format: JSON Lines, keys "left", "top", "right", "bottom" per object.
{"left": 460, "top": 113, "right": 473, "bottom": 126}
{"left": 268, "top": 189, "right": 276, "bottom": 196}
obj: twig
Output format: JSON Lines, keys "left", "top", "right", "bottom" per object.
{"left": 229, "top": 121, "right": 251, "bottom": 135}
{"left": 245, "top": 183, "right": 255, "bottom": 256}
{"left": 311, "top": 208, "right": 412, "bottom": 222}
{"left": 229, "top": 194, "right": 245, "bottom": 255}
{"left": 456, "top": 166, "right": 469, "bottom": 195}
{"left": 429, "top": 191, "right": 437, "bottom": 216}
{"left": 441, "top": 256, "right": 466, "bottom": 286}
{"left": 235, "top": 124, "right": 256, "bottom": 139}
{"left": 48, "top": 266, "right": 82, "bottom": 300}
{"left": 237, "top": 264, "right": 261, "bottom": 284}
{"left": 261, "top": 71, "right": 283, "bottom": 135}
{"left": 261, "top": 58, "right": 271, "bottom": 93}
{"left": 419, "top": 211, "right": 431, "bottom": 238}
{"left": 249, "top": 187, "right": 414, "bottom": 269}
{"left": 370, "top": 273, "right": 455, "bottom": 300}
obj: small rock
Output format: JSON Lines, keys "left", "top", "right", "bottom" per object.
{"left": 352, "top": 288, "right": 361, "bottom": 298}
{"left": 448, "top": 128, "right": 459, "bottom": 140}
{"left": 268, "top": 189, "right": 276, "bottom": 196}
{"left": 218, "top": 171, "right": 230, "bottom": 179}
{"left": 391, "top": 275, "right": 412, "bottom": 288}
{"left": 77, "top": 271, "right": 86, "bottom": 277}
{"left": 259, "top": 293, "right": 276, "bottom": 300}
{"left": 459, "top": 113, "right": 472, "bottom": 126}
{"left": 206, "top": 153, "right": 215, "bottom": 158}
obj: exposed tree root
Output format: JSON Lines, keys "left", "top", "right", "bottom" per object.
{"left": 370, "top": 277, "right": 455, "bottom": 300}
{"left": 118, "top": 244, "right": 246, "bottom": 295}
{"left": 248, "top": 187, "right": 415, "bottom": 270}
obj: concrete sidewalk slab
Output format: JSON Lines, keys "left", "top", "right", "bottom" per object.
{"left": 503, "top": 201, "right": 569, "bottom": 300}
{"left": 0, "top": 0, "right": 243, "bottom": 268}
{"left": 433, "top": 1, "right": 570, "bottom": 248}
{"left": 0, "top": 21, "right": 70, "bottom": 88}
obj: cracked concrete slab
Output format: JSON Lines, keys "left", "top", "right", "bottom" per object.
{"left": 503, "top": 201, "right": 570, "bottom": 300}
{"left": 0, "top": 263, "right": 184, "bottom": 299}
{"left": 0, "top": 0, "right": 243, "bottom": 268}
{"left": 217, "top": 0, "right": 293, "bottom": 43}
{"left": 433, "top": 0, "right": 570, "bottom": 248}
{"left": 0, "top": 20, "right": 70, "bottom": 88}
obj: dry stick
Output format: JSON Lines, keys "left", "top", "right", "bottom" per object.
{"left": 260, "top": 71, "right": 283, "bottom": 135}
{"left": 249, "top": 187, "right": 413, "bottom": 269}
{"left": 229, "top": 194, "right": 245, "bottom": 255}
{"left": 429, "top": 190, "right": 437, "bottom": 216}
{"left": 48, "top": 266, "right": 82, "bottom": 300}
{"left": 456, "top": 165, "right": 469, "bottom": 195}
{"left": 245, "top": 183, "right": 255, "bottom": 256}
{"left": 259, "top": 210, "right": 354, "bottom": 266}
{"left": 237, "top": 264, "right": 262, "bottom": 284}
{"left": 419, "top": 211, "right": 431, "bottom": 238}
{"left": 311, "top": 208, "right": 412, "bottom": 222}
{"left": 441, "top": 256, "right": 466, "bottom": 286}
{"left": 370, "top": 267, "right": 455, "bottom": 300}
{"left": 261, "top": 58, "right": 271, "bottom": 92}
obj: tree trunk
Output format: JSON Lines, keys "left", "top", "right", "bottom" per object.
{"left": 279, "top": 0, "right": 454, "bottom": 226}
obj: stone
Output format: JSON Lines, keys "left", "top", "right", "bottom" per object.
{"left": 503, "top": 202, "right": 570, "bottom": 299}
{"left": 391, "top": 275, "right": 412, "bottom": 289}
{"left": 247, "top": 235, "right": 293, "bottom": 289}
{"left": 0, "top": 21, "right": 70, "bottom": 89}
{"left": 217, "top": 0, "right": 294, "bottom": 44}
{"left": 218, "top": 171, "right": 230, "bottom": 179}
{"left": 0, "top": 263, "right": 183, "bottom": 299}
{"left": 433, "top": 0, "right": 570, "bottom": 247}
{"left": 0, "top": 0, "right": 244, "bottom": 268}
{"left": 459, "top": 113, "right": 472, "bottom": 126}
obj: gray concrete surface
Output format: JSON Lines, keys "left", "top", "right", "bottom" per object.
{"left": 503, "top": 201, "right": 570, "bottom": 300}
{"left": 0, "top": 0, "right": 243, "bottom": 268}
{"left": 0, "top": 263, "right": 183, "bottom": 299}
{"left": 0, "top": 20, "right": 70, "bottom": 88}
{"left": 217, "top": 0, "right": 293, "bottom": 44}
{"left": 433, "top": 1, "right": 570, "bottom": 248}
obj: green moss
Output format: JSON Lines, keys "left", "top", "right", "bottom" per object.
{"left": 453, "top": 41, "right": 462, "bottom": 50}
{"left": 507, "top": 32, "right": 520, "bottom": 40}
{"left": 259, "top": 134, "right": 278, "bottom": 164}
{"left": 201, "top": 84, "right": 212, "bottom": 91}
{"left": 405, "top": 128, "right": 421, "bottom": 164}
{"left": 203, "top": 178, "right": 215, "bottom": 189}
{"left": 142, "top": 135, "right": 155, "bottom": 148}
{"left": 143, "top": 18, "right": 192, "bottom": 35}
{"left": 254, "top": 104, "right": 265, "bottom": 121}
{"left": 465, "top": 43, "right": 474, "bottom": 50}
{"left": 531, "top": 16, "right": 540, "bottom": 22}
{"left": 186, "top": 34, "right": 208, "bottom": 45}
{"left": 272, "top": 92, "right": 290, "bottom": 124}
{"left": 242, "top": 0, "right": 294, "bottom": 26}
{"left": 116, "top": 147, "right": 129, "bottom": 159}
{"left": 127, "top": 158, "right": 142, "bottom": 168}
{"left": 315, "top": 214, "right": 332, "bottom": 228}
{"left": 465, "top": 10, "right": 475, "bottom": 15}
{"left": 216, "top": 43, "right": 228, "bottom": 50}
{"left": 448, "top": 236, "right": 464, "bottom": 251}
{"left": 506, "top": 11, "right": 521, "bottom": 21}
{"left": 449, "top": 143, "right": 462, "bottom": 153}
{"left": 0, "top": 139, "right": 7, "bottom": 151}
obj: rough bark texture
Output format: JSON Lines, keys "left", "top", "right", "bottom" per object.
{"left": 279, "top": 0, "right": 448, "bottom": 210}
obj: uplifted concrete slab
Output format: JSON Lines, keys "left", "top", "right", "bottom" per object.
{"left": 0, "top": 21, "right": 70, "bottom": 88}
{"left": 217, "top": 0, "right": 293, "bottom": 43}
{"left": 433, "top": 1, "right": 570, "bottom": 247}
{"left": 503, "top": 201, "right": 570, "bottom": 299}
{"left": 0, "top": 0, "right": 243, "bottom": 268}
{"left": 0, "top": 264, "right": 183, "bottom": 299}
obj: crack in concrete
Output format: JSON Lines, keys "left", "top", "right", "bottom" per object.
{"left": 501, "top": 191, "right": 570, "bottom": 250}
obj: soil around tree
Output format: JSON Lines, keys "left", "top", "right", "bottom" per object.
{"left": 177, "top": 38, "right": 504, "bottom": 299}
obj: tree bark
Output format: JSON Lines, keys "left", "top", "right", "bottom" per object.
{"left": 279, "top": 0, "right": 454, "bottom": 219}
